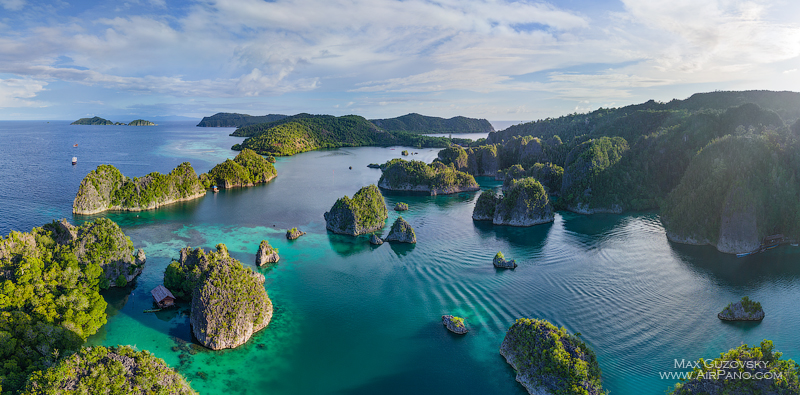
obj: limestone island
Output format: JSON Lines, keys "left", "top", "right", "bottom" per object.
{"left": 73, "top": 162, "right": 206, "bottom": 214}
{"left": 493, "top": 251, "right": 517, "bottom": 269}
{"left": 369, "top": 233, "right": 384, "bottom": 245}
{"left": 23, "top": 346, "right": 196, "bottom": 394}
{"left": 717, "top": 296, "right": 765, "bottom": 321}
{"left": 500, "top": 318, "right": 605, "bottom": 395}
{"left": 669, "top": 340, "right": 800, "bottom": 394}
{"left": 286, "top": 227, "right": 306, "bottom": 240}
{"left": 199, "top": 148, "right": 277, "bottom": 189}
{"left": 0, "top": 218, "right": 146, "bottom": 393}
{"left": 472, "top": 178, "right": 554, "bottom": 226}
{"left": 394, "top": 202, "right": 409, "bottom": 211}
{"left": 164, "top": 245, "right": 273, "bottom": 350}
{"left": 70, "top": 116, "right": 156, "bottom": 126}
{"left": 384, "top": 217, "right": 416, "bottom": 243}
{"left": 255, "top": 239, "right": 279, "bottom": 266}
{"left": 324, "top": 184, "right": 388, "bottom": 236}
{"left": 128, "top": 119, "right": 156, "bottom": 126}
{"left": 442, "top": 315, "right": 468, "bottom": 334}
{"left": 378, "top": 159, "right": 479, "bottom": 195}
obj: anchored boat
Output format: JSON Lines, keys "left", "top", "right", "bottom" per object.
{"left": 71, "top": 156, "right": 77, "bottom": 165}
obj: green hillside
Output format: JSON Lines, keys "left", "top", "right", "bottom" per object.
{"left": 369, "top": 113, "right": 494, "bottom": 134}
{"left": 197, "top": 112, "right": 288, "bottom": 127}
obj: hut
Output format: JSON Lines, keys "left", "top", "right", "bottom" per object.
{"left": 151, "top": 285, "right": 176, "bottom": 308}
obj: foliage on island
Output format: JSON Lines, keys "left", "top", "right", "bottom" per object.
{"left": 164, "top": 245, "right": 273, "bottom": 350}
{"left": 230, "top": 114, "right": 453, "bottom": 156}
{"left": 197, "top": 112, "right": 287, "bottom": 127}
{"left": 474, "top": 178, "right": 553, "bottom": 226}
{"left": 717, "top": 296, "right": 765, "bottom": 321}
{"left": 0, "top": 219, "right": 142, "bottom": 393}
{"left": 22, "top": 346, "right": 196, "bottom": 394}
{"left": 472, "top": 190, "right": 499, "bottom": 221}
{"left": 500, "top": 318, "right": 606, "bottom": 395}
{"left": 369, "top": 113, "right": 494, "bottom": 134}
{"left": 324, "top": 185, "right": 388, "bottom": 236}
{"left": 71, "top": 116, "right": 118, "bottom": 125}
{"left": 378, "top": 159, "right": 479, "bottom": 195}
{"left": 669, "top": 340, "right": 800, "bottom": 395}
{"left": 128, "top": 119, "right": 155, "bottom": 126}
{"left": 384, "top": 217, "right": 416, "bottom": 243}
{"left": 199, "top": 149, "right": 277, "bottom": 189}
{"left": 73, "top": 162, "right": 206, "bottom": 214}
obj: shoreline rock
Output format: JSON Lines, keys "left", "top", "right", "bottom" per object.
{"left": 493, "top": 252, "right": 517, "bottom": 269}
{"left": 324, "top": 185, "right": 388, "bottom": 236}
{"left": 255, "top": 240, "right": 279, "bottom": 266}
{"left": 718, "top": 296, "right": 765, "bottom": 321}
{"left": 286, "top": 228, "right": 306, "bottom": 240}
{"left": 369, "top": 234, "right": 384, "bottom": 245}
{"left": 442, "top": 315, "right": 468, "bottom": 334}
{"left": 394, "top": 202, "right": 409, "bottom": 211}
{"left": 385, "top": 217, "right": 416, "bottom": 243}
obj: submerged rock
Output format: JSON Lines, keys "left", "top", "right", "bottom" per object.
{"left": 442, "top": 315, "right": 468, "bottom": 334}
{"left": 255, "top": 239, "right": 279, "bottom": 266}
{"left": 324, "top": 185, "right": 388, "bottom": 236}
{"left": 394, "top": 202, "right": 409, "bottom": 211}
{"left": 493, "top": 252, "right": 517, "bottom": 269}
{"left": 718, "top": 296, "right": 765, "bottom": 321}
{"left": 286, "top": 228, "right": 306, "bottom": 240}
{"left": 500, "top": 318, "right": 605, "bottom": 395}
{"left": 385, "top": 217, "right": 416, "bottom": 243}
{"left": 369, "top": 233, "right": 384, "bottom": 245}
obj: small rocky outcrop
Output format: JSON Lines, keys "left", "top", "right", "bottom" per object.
{"left": 718, "top": 296, "right": 765, "bottom": 321}
{"left": 165, "top": 245, "right": 273, "bottom": 350}
{"left": 394, "top": 202, "right": 409, "bottom": 211}
{"left": 255, "top": 240, "right": 279, "bottom": 266}
{"left": 492, "top": 178, "right": 554, "bottom": 226}
{"left": 493, "top": 252, "right": 517, "bottom": 269}
{"left": 367, "top": 163, "right": 381, "bottom": 169}
{"left": 472, "top": 190, "right": 499, "bottom": 221}
{"left": 128, "top": 119, "right": 156, "bottom": 126}
{"left": 324, "top": 185, "right": 388, "bottom": 236}
{"left": 384, "top": 217, "right": 416, "bottom": 243}
{"left": 73, "top": 163, "right": 205, "bottom": 214}
{"left": 369, "top": 234, "right": 384, "bottom": 245}
{"left": 500, "top": 318, "right": 605, "bottom": 395}
{"left": 442, "top": 315, "right": 468, "bottom": 334}
{"left": 286, "top": 228, "right": 306, "bottom": 240}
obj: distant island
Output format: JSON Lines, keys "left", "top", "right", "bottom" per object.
{"left": 71, "top": 116, "right": 155, "bottom": 125}
{"left": 196, "top": 112, "right": 288, "bottom": 127}
{"left": 370, "top": 113, "right": 494, "bottom": 134}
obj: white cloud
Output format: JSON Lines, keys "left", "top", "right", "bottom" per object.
{"left": 0, "top": 77, "right": 47, "bottom": 107}
{"left": 0, "top": 0, "right": 24, "bottom": 11}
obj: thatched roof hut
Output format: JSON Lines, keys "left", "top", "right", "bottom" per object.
{"left": 151, "top": 285, "right": 176, "bottom": 308}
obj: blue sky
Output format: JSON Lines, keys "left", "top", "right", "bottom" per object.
{"left": 1, "top": 0, "right": 799, "bottom": 121}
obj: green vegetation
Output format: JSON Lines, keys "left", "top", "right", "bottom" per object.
{"left": 197, "top": 112, "right": 287, "bottom": 127}
{"left": 74, "top": 162, "right": 205, "bottom": 214}
{"left": 669, "top": 340, "right": 800, "bottom": 394}
{"left": 450, "top": 316, "right": 465, "bottom": 328}
{"left": 501, "top": 318, "right": 605, "bottom": 395}
{"left": 496, "top": 178, "right": 550, "bottom": 222}
{"left": 128, "top": 119, "right": 155, "bottom": 126}
{"left": 0, "top": 219, "right": 141, "bottom": 393}
{"left": 472, "top": 190, "right": 499, "bottom": 220}
{"left": 369, "top": 113, "right": 494, "bottom": 134}
{"left": 560, "top": 136, "right": 629, "bottom": 209}
{"left": 721, "top": 296, "right": 763, "bottom": 316}
{"left": 231, "top": 114, "right": 452, "bottom": 156}
{"left": 325, "top": 185, "right": 388, "bottom": 235}
{"left": 199, "top": 149, "right": 277, "bottom": 189}
{"left": 379, "top": 159, "right": 479, "bottom": 194}
{"left": 394, "top": 202, "right": 409, "bottom": 211}
{"left": 70, "top": 116, "right": 116, "bottom": 125}
{"left": 23, "top": 346, "right": 196, "bottom": 394}
{"left": 495, "top": 251, "right": 504, "bottom": 260}
{"left": 402, "top": 150, "right": 409, "bottom": 156}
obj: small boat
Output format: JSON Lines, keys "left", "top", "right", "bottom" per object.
{"left": 212, "top": 185, "right": 219, "bottom": 193}
{"left": 736, "top": 251, "right": 756, "bottom": 258}
{"left": 73, "top": 143, "right": 78, "bottom": 147}
{"left": 71, "top": 157, "right": 77, "bottom": 165}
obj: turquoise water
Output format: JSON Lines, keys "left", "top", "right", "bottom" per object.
{"left": 2, "top": 121, "right": 799, "bottom": 394}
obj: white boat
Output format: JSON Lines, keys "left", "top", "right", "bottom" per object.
{"left": 72, "top": 157, "right": 77, "bottom": 165}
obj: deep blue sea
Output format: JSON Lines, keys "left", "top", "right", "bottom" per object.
{"left": 1, "top": 120, "right": 799, "bottom": 394}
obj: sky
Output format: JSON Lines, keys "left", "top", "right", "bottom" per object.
{"left": 1, "top": 0, "right": 799, "bottom": 121}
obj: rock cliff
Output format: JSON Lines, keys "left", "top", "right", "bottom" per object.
{"left": 369, "top": 234, "right": 384, "bottom": 245}
{"left": 73, "top": 162, "right": 206, "bottom": 214}
{"left": 255, "top": 239, "right": 279, "bottom": 266}
{"left": 500, "top": 318, "right": 605, "bottom": 395}
{"left": 385, "top": 217, "right": 416, "bottom": 243}
{"left": 286, "top": 228, "right": 306, "bottom": 240}
{"left": 378, "top": 159, "right": 479, "bottom": 195}
{"left": 324, "top": 185, "right": 388, "bottom": 236}
{"left": 165, "top": 245, "right": 273, "bottom": 350}
{"left": 472, "top": 190, "right": 499, "bottom": 221}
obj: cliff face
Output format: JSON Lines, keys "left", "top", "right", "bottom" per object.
{"left": 384, "top": 217, "right": 416, "bottom": 243}
{"left": 165, "top": 245, "right": 273, "bottom": 350}
{"left": 378, "top": 159, "right": 480, "bottom": 195}
{"left": 325, "top": 185, "right": 388, "bottom": 236}
{"left": 23, "top": 346, "right": 197, "bottom": 395}
{"left": 500, "top": 318, "right": 604, "bottom": 395}
{"left": 493, "top": 178, "right": 554, "bottom": 226}
{"left": 561, "top": 137, "right": 629, "bottom": 213}
{"left": 467, "top": 145, "right": 499, "bottom": 176}
{"left": 715, "top": 187, "right": 760, "bottom": 254}
{"left": 255, "top": 240, "right": 279, "bottom": 266}
{"left": 73, "top": 163, "right": 206, "bottom": 214}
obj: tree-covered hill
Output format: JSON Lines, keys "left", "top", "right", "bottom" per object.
{"left": 231, "top": 114, "right": 452, "bottom": 156}
{"left": 369, "top": 113, "right": 494, "bottom": 134}
{"left": 196, "top": 112, "right": 288, "bottom": 127}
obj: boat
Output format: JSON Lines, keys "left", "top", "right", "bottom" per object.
{"left": 73, "top": 143, "right": 78, "bottom": 147}
{"left": 212, "top": 185, "right": 219, "bottom": 193}
{"left": 71, "top": 157, "right": 77, "bottom": 165}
